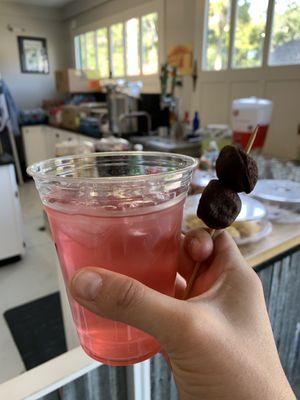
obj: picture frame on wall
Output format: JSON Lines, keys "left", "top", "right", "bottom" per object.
{"left": 17, "top": 36, "right": 49, "bottom": 74}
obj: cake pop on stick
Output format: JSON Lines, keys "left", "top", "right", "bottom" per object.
{"left": 183, "top": 125, "right": 259, "bottom": 300}
{"left": 197, "top": 180, "right": 242, "bottom": 229}
{"left": 216, "top": 145, "right": 258, "bottom": 193}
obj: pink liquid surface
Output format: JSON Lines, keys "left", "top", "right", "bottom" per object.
{"left": 46, "top": 199, "right": 184, "bottom": 365}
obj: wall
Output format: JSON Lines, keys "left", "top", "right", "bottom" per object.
{"left": 164, "top": 0, "right": 195, "bottom": 114}
{"left": 0, "top": 2, "right": 71, "bottom": 109}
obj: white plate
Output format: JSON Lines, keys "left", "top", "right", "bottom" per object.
{"left": 234, "top": 220, "right": 272, "bottom": 246}
{"left": 252, "top": 179, "right": 300, "bottom": 204}
{"left": 264, "top": 204, "right": 300, "bottom": 224}
{"left": 191, "top": 169, "right": 216, "bottom": 188}
{"left": 183, "top": 193, "right": 267, "bottom": 232}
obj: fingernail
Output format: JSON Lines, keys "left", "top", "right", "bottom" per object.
{"left": 73, "top": 271, "right": 102, "bottom": 301}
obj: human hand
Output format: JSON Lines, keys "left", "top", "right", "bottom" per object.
{"left": 70, "top": 229, "right": 295, "bottom": 400}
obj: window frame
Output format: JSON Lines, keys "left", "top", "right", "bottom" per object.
{"left": 71, "top": 1, "right": 164, "bottom": 92}
{"left": 201, "top": 0, "right": 300, "bottom": 72}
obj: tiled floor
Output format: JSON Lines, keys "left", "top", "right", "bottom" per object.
{"left": 0, "top": 182, "right": 59, "bottom": 384}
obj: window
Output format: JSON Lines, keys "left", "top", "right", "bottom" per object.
{"left": 233, "top": 0, "right": 268, "bottom": 68}
{"left": 74, "top": 11, "right": 159, "bottom": 78}
{"left": 79, "top": 34, "right": 87, "bottom": 69}
{"left": 96, "top": 28, "right": 109, "bottom": 78}
{"left": 204, "top": 0, "right": 231, "bottom": 71}
{"left": 126, "top": 18, "right": 140, "bottom": 76}
{"left": 269, "top": 0, "right": 300, "bottom": 66}
{"left": 141, "top": 13, "right": 159, "bottom": 74}
{"left": 203, "top": 0, "right": 300, "bottom": 70}
{"left": 85, "top": 31, "right": 96, "bottom": 70}
{"left": 110, "top": 23, "right": 125, "bottom": 77}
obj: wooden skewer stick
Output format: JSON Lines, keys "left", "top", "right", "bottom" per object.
{"left": 245, "top": 125, "right": 259, "bottom": 154}
{"left": 183, "top": 228, "right": 215, "bottom": 299}
{"left": 183, "top": 125, "right": 259, "bottom": 300}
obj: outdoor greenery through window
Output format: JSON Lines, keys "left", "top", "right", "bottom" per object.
{"left": 142, "top": 12, "right": 159, "bottom": 74}
{"left": 74, "top": 11, "right": 159, "bottom": 78}
{"left": 126, "top": 18, "right": 140, "bottom": 76}
{"left": 85, "top": 31, "right": 96, "bottom": 70}
{"left": 204, "top": 0, "right": 231, "bottom": 71}
{"left": 269, "top": 0, "right": 300, "bottom": 66}
{"left": 203, "top": 0, "right": 300, "bottom": 70}
{"left": 233, "top": 0, "right": 268, "bottom": 68}
{"left": 97, "top": 28, "right": 109, "bottom": 78}
{"left": 110, "top": 23, "right": 125, "bottom": 77}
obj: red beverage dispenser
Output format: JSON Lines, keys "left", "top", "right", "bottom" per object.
{"left": 232, "top": 97, "right": 273, "bottom": 150}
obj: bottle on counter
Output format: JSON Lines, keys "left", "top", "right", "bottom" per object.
{"left": 192, "top": 111, "right": 200, "bottom": 132}
{"left": 182, "top": 111, "right": 190, "bottom": 126}
{"left": 182, "top": 111, "right": 191, "bottom": 137}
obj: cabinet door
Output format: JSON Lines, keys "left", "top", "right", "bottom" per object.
{"left": 44, "top": 126, "right": 58, "bottom": 159}
{"left": 22, "top": 125, "right": 49, "bottom": 167}
{"left": 59, "top": 129, "right": 76, "bottom": 142}
{"left": 0, "top": 165, "right": 24, "bottom": 259}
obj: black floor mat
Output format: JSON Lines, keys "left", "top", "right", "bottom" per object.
{"left": 4, "top": 292, "right": 67, "bottom": 370}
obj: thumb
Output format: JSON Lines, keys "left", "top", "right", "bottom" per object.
{"left": 70, "top": 267, "right": 187, "bottom": 350}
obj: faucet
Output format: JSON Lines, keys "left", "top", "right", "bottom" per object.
{"left": 119, "top": 111, "right": 152, "bottom": 134}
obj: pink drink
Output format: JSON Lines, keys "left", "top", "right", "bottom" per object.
{"left": 46, "top": 199, "right": 184, "bottom": 365}
{"left": 27, "top": 152, "right": 196, "bottom": 365}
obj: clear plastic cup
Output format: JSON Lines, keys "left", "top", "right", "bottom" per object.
{"left": 27, "top": 152, "right": 197, "bottom": 365}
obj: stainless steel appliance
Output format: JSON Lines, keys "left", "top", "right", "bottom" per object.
{"left": 104, "top": 80, "right": 151, "bottom": 135}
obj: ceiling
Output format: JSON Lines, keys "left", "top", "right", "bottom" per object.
{"left": 1, "top": 0, "right": 74, "bottom": 7}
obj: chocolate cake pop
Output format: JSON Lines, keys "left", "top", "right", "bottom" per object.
{"left": 216, "top": 145, "right": 258, "bottom": 193}
{"left": 197, "top": 179, "right": 242, "bottom": 229}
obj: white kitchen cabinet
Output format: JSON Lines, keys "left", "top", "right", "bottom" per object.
{"left": 0, "top": 161, "right": 25, "bottom": 261}
{"left": 23, "top": 125, "right": 98, "bottom": 168}
{"left": 22, "top": 125, "right": 51, "bottom": 167}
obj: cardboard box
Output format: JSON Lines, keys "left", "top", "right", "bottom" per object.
{"left": 55, "top": 69, "right": 102, "bottom": 93}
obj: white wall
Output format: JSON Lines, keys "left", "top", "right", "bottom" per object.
{"left": 0, "top": 2, "right": 71, "bottom": 109}
{"left": 165, "top": 0, "right": 195, "bottom": 114}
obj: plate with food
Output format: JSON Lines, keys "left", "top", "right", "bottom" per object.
{"left": 183, "top": 192, "right": 267, "bottom": 230}
{"left": 184, "top": 215, "right": 272, "bottom": 245}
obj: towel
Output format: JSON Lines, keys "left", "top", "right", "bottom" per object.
{"left": 0, "top": 80, "right": 20, "bottom": 135}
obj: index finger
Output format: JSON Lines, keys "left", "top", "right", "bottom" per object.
{"left": 178, "top": 228, "right": 214, "bottom": 280}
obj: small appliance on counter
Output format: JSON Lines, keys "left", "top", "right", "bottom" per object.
{"left": 232, "top": 97, "right": 273, "bottom": 151}
{"left": 0, "top": 154, "right": 25, "bottom": 264}
{"left": 103, "top": 80, "right": 152, "bottom": 136}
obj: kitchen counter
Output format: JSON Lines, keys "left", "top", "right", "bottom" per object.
{"left": 130, "top": 135, "right": 202, "bottom": 157}
{"left": 241, "top": 222, "right": 300, "bottom": 268}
